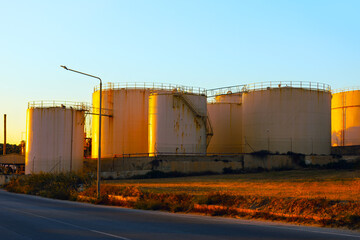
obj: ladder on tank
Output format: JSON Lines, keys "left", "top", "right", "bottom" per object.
{"left": 174, "top": 93, "right": 213, "bottom": 147}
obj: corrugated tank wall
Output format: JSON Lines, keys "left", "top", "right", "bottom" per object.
{"left": 332, "top": 89, "right": 360, "bottom": 146}
{"left": 148, "top": 92, "right": 207, "bottom": 155}
{"left": 242, "top": 87, "right": 331, "bottom": 155}
{"left": 92, "top": 88, "right": 150, "bottom": 158}
{"left": 207, "top": 93, "right": 243, "bottom": 154}
{"left": 25, "top": 106, "right": 85, "bottom": 174}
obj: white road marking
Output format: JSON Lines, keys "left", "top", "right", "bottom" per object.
{"left": 3, "top": 207, "right": 131, "bottom": 240}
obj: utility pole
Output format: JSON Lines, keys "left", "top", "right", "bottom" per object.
{"left": 3, "top": 114, "right": 6, "bottom": 155}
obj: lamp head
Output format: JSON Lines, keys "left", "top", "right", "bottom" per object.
{"left": 60, "top": 65, "right": 68, "bottom": 70}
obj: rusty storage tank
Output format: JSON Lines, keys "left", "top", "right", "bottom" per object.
{"left": 207, "top": 87, "right": 243, "bottom": 154}
{"left": 242, "top": 81, "right": 331, "bottom": 155}
{"left": 331, "top": 88, "right": 360, "bottom": 146}
{"left": 92, "top": 83, "right": 203, "bottom": 158}
{"left": 214, "top": 93, "right": 242, "bottom": 104}
{"left": 148, "top": 89, "right": 209, "bottom": 155}
{"left": 25, "top": 101, "right": 87, "bottom": 174}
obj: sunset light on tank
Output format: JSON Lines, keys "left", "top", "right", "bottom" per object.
{"left": 331, "top": 88, "right": 360, "bottom": 146}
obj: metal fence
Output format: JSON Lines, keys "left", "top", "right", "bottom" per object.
{"left": 332, "top": 86, "right": 360, "bottom": 94}
{"left": 207, "top": 84, "right": 247, "bottom": 98}
{"left": 207, "top": 81, "right": 331, "bottom": 99}
{"left": 94, "top": 82, "right": 207, "bottom": 95}
{"left": 28, "top": 101, "right": 90, "bottom": 111}
{"left": 242, "top": 137, "right": 331, "bottom": 155}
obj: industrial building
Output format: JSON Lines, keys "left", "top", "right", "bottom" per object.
{"left": 25, "top": 101, "right": 87, "bottom": 174}
{"left": 331, "top": 88, "right": 360, "bottom": 146}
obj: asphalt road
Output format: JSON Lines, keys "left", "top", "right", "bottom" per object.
{"left": 0, "top": 190, "right": 359, "bottom": 240}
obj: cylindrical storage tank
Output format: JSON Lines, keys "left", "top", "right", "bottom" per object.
{"left": 149, "top": 92, "right": 207, "bottom": 155}
{"left": 92, "top": 87, "right": 150, "bottom": 158}
{"left": 25, "top": 101, "right": 86, "bottom": 174}
{"left": 242, "top": 82, "right": 331, "bottom": 155}
{"left": 214, "top": 93, "right": 242, "bottom": 103}
{"left": 331, "top": 88, "right": 360, "bottom": 146}
{"left": 207, "top": 93, "right": 243, "bottom": 154}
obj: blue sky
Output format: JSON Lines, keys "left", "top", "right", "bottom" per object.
{"left": 0, "top": 0, "right": 359, "bottom": 144}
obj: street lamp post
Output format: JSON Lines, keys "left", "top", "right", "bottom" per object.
{"left": 60, "top": 65, "right": 102, "bottom": 199}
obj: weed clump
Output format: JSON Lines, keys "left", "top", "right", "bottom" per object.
{"left": 134, "top": 192, "right": 194, "bottom": 212}
{"left": 4, "top": 172, "right": 94, "bottom": 200}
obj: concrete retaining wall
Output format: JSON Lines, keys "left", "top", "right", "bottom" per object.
{"left": 84, "top": 154, "right": 343, "bottom": 179}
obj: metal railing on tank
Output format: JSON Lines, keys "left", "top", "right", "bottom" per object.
{"left": 332, "top": 86, "right": 360, "bottom": 93}
{"left": 207, "top": 81, "right": 331, "bottom": 100}
{"left": 94, "top": 82, "right": 207, "bottom": 96}
{"left": 245, "top": 81, "right": 331, "bottom": 92}
{"left": 28, "top": 101, "right": 90, "bottom": 111}
{"left": 207, "top": 84, "right": 247, "bottom": 98}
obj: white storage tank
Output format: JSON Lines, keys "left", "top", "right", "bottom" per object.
{"left": 331, "top": 88, "right": 360, "bottom": 146}
{"left": 207, "top": 92, "right": 243, "bottom": 154}
{"left": 25, "top": 101, "right": 86, "bottom": 174}
{"left": 92, "top": 83, "right": 207, "bottom": 157}
{"left": 242, "top": 82, "right": 331, "bottom": 155}
{"left": 92, "top": 87, "right": 150, "bottom": 158}
{"left": 148, "top": 91, "right": 208, "bottom": 155}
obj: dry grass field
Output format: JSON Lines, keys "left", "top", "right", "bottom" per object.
{"left": 89, "top": 169, "right": 360, "bottom": 229}
{"left": 104, "top": 169, "right": 360, "bottom": 201}
{"left": 5, "top": 169, "right": 360, "bottom": 229}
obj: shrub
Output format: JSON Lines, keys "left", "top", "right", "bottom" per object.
{"left": 4, "top": 172, "right": 94, "bottom": 200}
{"left": 135, "top": 199, "right": 166, "bottom": 211}
{"left": 201, "top": 192, "right": 239, "bottom": 207}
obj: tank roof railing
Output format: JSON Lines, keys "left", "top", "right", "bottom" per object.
{"left": 332, "top": 86, "right": 360, "bottom": 93}
{"left": 207, "top": 81, "right": 331, "bottom": 98}
{"left": 94, "top": 82, "right": 207, "bottom": 95}
{"left": 28, "top": 101, "right": 90, "bottom": 111}
{"left": 245, "top": 81, "right": 331, "bottom": 92}
{"left": 207, "top": 84, "right": 247, "bottom": 97}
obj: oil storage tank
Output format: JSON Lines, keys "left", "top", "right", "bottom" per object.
{"left": 92, "top": 83, "right": 206, "bottom": 158}
{"left": 207, "top": 91, "right": 243, "bottom": 154}
{"left": 242, "top": 82, "right": 331, "bottom": 155}
{"left": 92, "top": 85, "right": 149, "bottom": 158}
{"left": 331, "top": 88, "right": 360, "bottom": 146}
{"left": 213, "top": 93, "right": 242, "bottom": 104}
{"left": 25, "top": 101, "right": 87, "bottom": 174}
{"left": 148, "top": 91, "right": 208, "bottom": 155}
